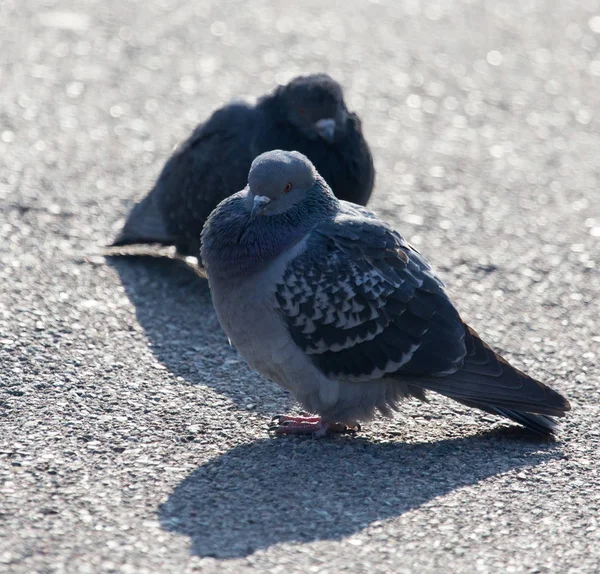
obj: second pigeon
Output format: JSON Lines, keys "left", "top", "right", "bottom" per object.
{"left": 113, "top": 74, "right": 374, "bottom": 256}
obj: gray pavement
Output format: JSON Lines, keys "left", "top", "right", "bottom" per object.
{"left": 1, "top": 0, "right": 600, "bottom": 572}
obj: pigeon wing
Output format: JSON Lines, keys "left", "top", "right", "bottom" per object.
{"left": 275, "top": 214, "right": 468, "bottom": 381}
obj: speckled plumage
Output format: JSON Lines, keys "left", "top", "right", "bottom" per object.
{"left": 201, "top": 151, "right": 571, "bottom": 435}
{"left": 113, "top": 74, "right": 374, "bottom": 256}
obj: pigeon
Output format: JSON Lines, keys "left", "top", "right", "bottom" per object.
{"left": 112, "top": 74, "right": 374, "bottom": 257}
{"left": 200, "top": 150, "right": 571, "bottom": 437}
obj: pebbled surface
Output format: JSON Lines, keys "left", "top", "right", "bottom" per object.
{"left": 1, "top": 0, "right": 599, "bottom": 572}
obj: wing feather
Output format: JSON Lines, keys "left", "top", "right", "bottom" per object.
{"left": 275, "top": 211, "right": 466, "bottom": 380}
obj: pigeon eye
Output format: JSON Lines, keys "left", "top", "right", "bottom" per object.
{"left": 297, "top": 107, "right": 305, "bottom": 116}
{"left": 284, "top": 182, "right": 292, "bottom": 193}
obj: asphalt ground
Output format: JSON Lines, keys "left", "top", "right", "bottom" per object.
{"left": 1, "top": 0, "right": 599, "bottom": 572}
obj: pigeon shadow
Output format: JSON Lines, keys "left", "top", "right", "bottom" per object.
{"left": 107, "top": 255, "right": 288, "bottom": 414}
{"left": 159, "top": 430, "right": 562, "bottom": 558}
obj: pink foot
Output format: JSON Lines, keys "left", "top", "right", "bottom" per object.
{"left": 269, "top": 415, "right": 361, "bottom": 437}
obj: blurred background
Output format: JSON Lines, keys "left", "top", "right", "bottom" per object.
{"left": 3, "top": 0, "right": 600, "bottom": 261}
{"left": 1, "top": 0, "right": 599, "bottom": 572}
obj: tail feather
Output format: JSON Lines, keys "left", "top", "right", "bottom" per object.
{"left": 492, "top": 408, "right": 561, "bottom": 435}
{"left": 452, "top": 399, "right": 563, "bottom": 435}
{"left": 111, "top": 192, "right": 174, "bottom": 247}
{"left": 410, "top": 326, "right": 571, "bottom": 435}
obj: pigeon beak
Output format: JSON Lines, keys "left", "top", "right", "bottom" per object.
{"left": 315, "top": 118, "right": 336, "bottom": 143}
{"left": 251, "top": 195, "right": 271, "bottom": 218}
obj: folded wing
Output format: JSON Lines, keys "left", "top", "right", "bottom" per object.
{"left": 275, "top": 209, "right": 570, "bottom": 433}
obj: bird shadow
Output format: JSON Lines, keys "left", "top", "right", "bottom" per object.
{"left": 106, "top": 255, "right": 287, "bottom": 414}
{"left": 158, "top": 430, "right": 562, "bottom": 559}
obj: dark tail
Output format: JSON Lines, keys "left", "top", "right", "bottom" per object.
{"left": 412, "top": 326, "right": 571, "bottom": 435}
{"left": 111, "top": 192, "right": 174, "bottom": 248}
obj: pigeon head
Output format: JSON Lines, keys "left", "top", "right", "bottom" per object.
{"left": 247, "top": 150, "right": 323, "bottom": 218}
{"left": 278, "top": 74, "right": 348, "bottom": 144}
{"left": 201, "top": 150, "right": 338, "bottom": 277}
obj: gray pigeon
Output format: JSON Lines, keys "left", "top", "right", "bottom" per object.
{"left": 201, "top": 150, "right": 571, "bottom": 437}
{"left": 112, "top": 74, "right": 374, "bottom": 256}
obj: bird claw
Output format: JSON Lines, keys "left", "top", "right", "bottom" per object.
{"left": 268, "top": 415, "right": 361, "bottom": 437}
{"left": 270, "top": 414, "right": 320, "bottom": 426}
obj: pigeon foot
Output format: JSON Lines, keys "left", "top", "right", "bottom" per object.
{"left": 269, "top": 415, "right": 361, "bottom": 437}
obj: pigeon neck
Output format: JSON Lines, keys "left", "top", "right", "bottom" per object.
{"left": 206, "top": 222, "right": 312, "bottom": 281}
